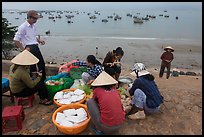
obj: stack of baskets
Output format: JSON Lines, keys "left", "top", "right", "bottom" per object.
{"left": 52, "top": 88, "right": 90, "bottom": 134}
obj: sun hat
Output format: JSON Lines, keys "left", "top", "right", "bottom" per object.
{"left": 130, "top": 63, "right": 150, "bottom": 77}
{"left": 164, "top": 46, "right": 174, "bottom": 52}
{"left": 91, "top": 71, "right": 118, "bottom": 86}
{"left": 11, "top": 50, "right": 39, "bottom": 65}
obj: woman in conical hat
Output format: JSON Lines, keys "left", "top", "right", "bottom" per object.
{"left": 87, "top": 71, "right": 125, "bottom": 135}
{"left": 159, "top": 46, "right": 174, "bottom": 79}
{"left": 9, "top": 50, "right": 52, "bottom": 105}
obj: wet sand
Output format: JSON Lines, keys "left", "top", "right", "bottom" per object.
{"left": 38, "top": 36, "right": 202, "bottom": 74}
{"left": 2, "top": 35, "right": 202, "bottom": 135}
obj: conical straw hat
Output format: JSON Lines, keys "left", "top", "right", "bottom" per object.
{"left": 91, "top": 71, "right": 118, "bottom": 86}
{"left": 164, "top": 46, "right": 174, "bottom": 52}
{"left": 11, "top": 50, "right": 39, "bottom": 65}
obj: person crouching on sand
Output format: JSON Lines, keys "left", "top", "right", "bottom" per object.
{"left": 87, "top": 71, "right": 125, "bottom": 135}
{"left": 125, "top": 63, "right": 164, "bottom": 120}
{"left": 103, "top": 47, "right": 124, "bottom": 80}
{"left": 8, "top": 50, "right": 53, "bottom": 105}
{"left": 68, "top": 55, "right": 103, "bottom": 84}
{"left": 159, "top": 46, "right": 174, "bottom": 79}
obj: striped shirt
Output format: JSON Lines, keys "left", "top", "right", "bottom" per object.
{"left": 13, "top": 21, "right": 38, "bottom": 48}
{"left": 73, "top": 61, "right": 103, "bottom": 78}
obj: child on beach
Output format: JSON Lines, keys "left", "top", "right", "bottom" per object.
{"left": 103, "top": 47, "right": 124, "bottom": 80}
{"left": 159, "top": 46, "right": 174, "bottom": 79}
{"left": 68, "top": 55, "right": 103, "bottom": 84}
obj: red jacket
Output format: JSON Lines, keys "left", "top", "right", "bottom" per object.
{"left": 160, "top": 51, "right": 174, "bottom": 67}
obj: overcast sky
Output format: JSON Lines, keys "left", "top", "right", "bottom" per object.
{"left": 2, "top": 2, "right": 202, "bottom": 11}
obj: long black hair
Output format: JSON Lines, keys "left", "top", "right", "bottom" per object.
{"left": 114, "top": 47, "right": 124, "bottom": 56}
{"left": 87, "top": 55, "right": 101, "bottom": 65}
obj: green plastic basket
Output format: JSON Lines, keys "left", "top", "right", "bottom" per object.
{"left": 46, "top": 77, "right": 74, "bottom": 100}
{"left": 46, "top": 83, "right": 64, "bottom": 100}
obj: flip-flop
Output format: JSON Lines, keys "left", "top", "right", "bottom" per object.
{"left": 91, "top": 125, "right": 104, "bottom": 135}
{"left": 39, "top": 99, "right": 53, "bottom": 105}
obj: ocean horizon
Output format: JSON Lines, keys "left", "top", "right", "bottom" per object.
{"left": 2, "top": 8, "right": 202, "bottom": 43}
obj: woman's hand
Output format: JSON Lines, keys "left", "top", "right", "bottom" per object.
{"left": 67, "top": 63, "right": 72, "bottom": 68}
{"left": 39, "top": 40, "right": 45, "bottom": 45}
{"left": 36, "top": 72, "right": 42, "bottom": 77}
{"left": 25, "top": 47, "right": 30, "bottom": 51}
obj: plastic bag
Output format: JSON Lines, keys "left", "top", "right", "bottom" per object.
{"left": 58, "top": 60, "right": 79, "bottom": 73}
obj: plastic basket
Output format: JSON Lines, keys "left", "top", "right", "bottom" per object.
{"left": 52, "top": 104, "right": 91, "bottom": 134}
{"left": 53, "top": 88, "right": 87, "bottom": 107}
{"left": 62, "top": 78, "right": 74, "bottom": 89}
{"left": 46, "top": 77, "right": 74, "bottom": 100}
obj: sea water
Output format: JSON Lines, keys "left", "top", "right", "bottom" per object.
{"left": 2, "top": 8, "right": 202, "bottom": 41}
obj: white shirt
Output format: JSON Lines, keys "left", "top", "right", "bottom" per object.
{"left": 13, "top": 21, "right": 39, "bottom": 48}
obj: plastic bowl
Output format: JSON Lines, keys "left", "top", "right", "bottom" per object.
{"left": 52, "top": 104, "right": 91, "bottom": 134}
{"left": 53, "top": 88, "right": 87, "bottom": 107}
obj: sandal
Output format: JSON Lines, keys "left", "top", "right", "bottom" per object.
{"left": 39, "top": 99, "right": 53, "bottom": 105}
{"left": 91, "top": 125, "right": 104, "bottom": 135}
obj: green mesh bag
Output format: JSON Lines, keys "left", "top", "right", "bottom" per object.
{"left": 69, "top": 67, "right": 87, "bottom": 80}
{"left": 62, "top": 77, "right": 74, "bottom": 89}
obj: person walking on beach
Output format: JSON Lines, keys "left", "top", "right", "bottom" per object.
{"left": 159, "top": 46, "right": 174, "bottom": 79}
{"left": 69, "top": 55, "right": 103, "bottom": 84}
{"left": 87, "top": 71, "right": 125, "bottom": 135}
{"left": 125, "top": 63, "right": 164, "bottom": 120}
{"left": 8, "top": 50, "right": 53, "bottom": 105}
{"left": 13, "top": 10, "right": 46, "bottom": 81}
{"left": 103, "top": 47, "right": 124, "bottom": 80}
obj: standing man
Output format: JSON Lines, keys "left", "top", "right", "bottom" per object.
{"left": 13, "top": 10, "right": 46, "bottom": 81}
{"left": 159, "top": 46, "right": 174, "bottom": 79}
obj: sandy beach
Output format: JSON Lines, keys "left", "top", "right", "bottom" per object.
{"left": 2, "top": 36, "right": 202, "bottom": 135}
{"left": 2, "top": 2, "right": 202, "bottom": 135}
{"left": 2, "top": 34, "right": 202, "bottom": 135}
{"left": 2, "top": 63, "right": 202, "bottom": 135}
{"left": 34, "top": 36, "right": 202, "bottom": 74}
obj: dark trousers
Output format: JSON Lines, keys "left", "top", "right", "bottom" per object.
{"left": 104, "top": 65, "right": 121, "bottom": 80}
{"left": 12, "top": 81, "right": 49, "bottom": 100}
{"left": 25, "top": 44, "right": 46, "bottom": 81}
{"left": 159, "top": 64, "right": 171, "bottom": 79}
{"left": 87, "top": 99, "right": 123, "bottom": 134}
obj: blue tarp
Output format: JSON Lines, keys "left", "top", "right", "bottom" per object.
{"left": 2, "top": 78, "right": 9, "bottom": 89}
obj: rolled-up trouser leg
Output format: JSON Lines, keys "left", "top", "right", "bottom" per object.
{"left": 131, "top": 89, "right": 161, "bottom": 114}
{"left": 131, "top": 88, "right": 146, "bottom": 109}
